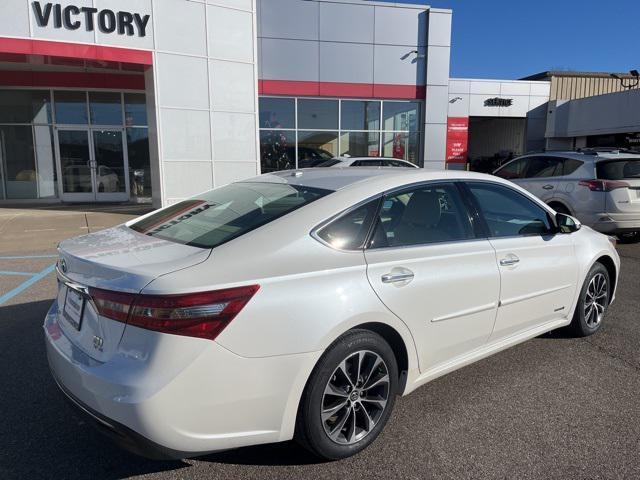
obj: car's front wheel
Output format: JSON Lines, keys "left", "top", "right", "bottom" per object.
{"left": 296, "top": 329, "right": 398, "bottom": 460}
{"left": 568, "top": 262, "right": 610, "bottom": 337}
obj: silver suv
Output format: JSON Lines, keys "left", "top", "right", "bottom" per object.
{"left": 493, "top": 149, "right": 640, "bottom": 242}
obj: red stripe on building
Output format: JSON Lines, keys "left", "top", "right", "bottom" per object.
{"left": 0, "top": 70, "right": 145, "bottom": 90}
{"left": 0, "top": 37, "right": 152, "bottom": 65}
{"left": 260, "top": 80, "right": 426, "bottom": 100}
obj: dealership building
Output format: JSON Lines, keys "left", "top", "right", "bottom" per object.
{"left": 0, "top": 0, "right": 637, "bottom": 207}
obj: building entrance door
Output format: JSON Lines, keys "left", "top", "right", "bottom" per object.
{"left": 55, "top": 128, "right": 129, "bottom": 202}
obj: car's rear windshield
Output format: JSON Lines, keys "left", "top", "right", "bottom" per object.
{"left": 316, "top": 159, "right": 342, "bottom": 167}
{"left": 130, "top": 182, "right": 332, "bottom": 248}
{"left": 596, "top": 158, "right": 640, "bottom": 180}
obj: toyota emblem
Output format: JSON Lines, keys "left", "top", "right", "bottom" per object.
{"left": 59, "top": 258, "right": 68, "bottom": 273}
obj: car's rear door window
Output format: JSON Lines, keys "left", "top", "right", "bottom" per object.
{"left": 596, "top": 158, "right": 640, "bottom": 180}
{"left": 525, "top": 156, "right": 563, "bottom": 178}
{"left": 130, "top": 182, "right": 332, "bottom": 248}
{"left": 369, "top": 183, "right": 474, "bottom": 248}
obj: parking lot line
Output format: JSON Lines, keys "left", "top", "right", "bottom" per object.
{"left": 0, "top": 271, "right": 36, "bottom": 277}
{"left": 0, "top": 255, "right": 57, "bottom": 260}
{"left": 0, "top": 263, "right": 56, "bottom": 306}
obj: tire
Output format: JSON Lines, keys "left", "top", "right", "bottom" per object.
{"left": 568, "top": 262, "right": 610, "bottom": 337}
{"left": 617, "top": 231, "right": 640, "bottom": 244}
{"left": 295, "top": 329, "right": 398, "bottom": 460}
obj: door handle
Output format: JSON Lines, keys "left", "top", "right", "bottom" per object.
{"left": 499, "top": 254, "right": 520, "bottom": 266}
{"left": 381, "top": 270, "right": 414, "bottom": 284}
{"left": 542, "top": 184, "right": 554, "bottom": 190}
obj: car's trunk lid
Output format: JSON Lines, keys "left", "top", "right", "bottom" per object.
{"left": 55, "top": 225, "right": 211, "bottom": 362}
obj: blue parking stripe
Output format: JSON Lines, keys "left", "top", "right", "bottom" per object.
{"left": 0, "top": 263, "right": 56, "bottom": 306}
{"left": 0, "top": 271, "right": 35, "bottom": 277}
{"left": 0, "top": 255, "right": 57, "bottom": 260}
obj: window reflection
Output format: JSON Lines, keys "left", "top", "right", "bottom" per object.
{"left": 54, "top": 91, "right": 88, "bottom": 124}
{"left": 125, "top": 93, "right": 148, "bottom": 126}
{"left": 260, "top": 130, "right": 295, "bottom": 173}
{"left": 298, "top": 99, "right": 338, "bottom": 129}
{"left": 259, "top": 97, "right": 295, "bottom": 129}
{"left": 298, "top": 131, "right": 338, "bottom": 168}
{"left": 339, "top": 132, "right": 380, "bottom": 157}
{"left": 127, "top": 128, "right": 151, "bottom": 198}
{"left": 383, "top": 102, "right": 419, "bottom": 131}
{"left": 0, "top": 90, "right": 52, "bottom": 124}
{"left": 383, "top": 132, "right": 420, "bottom": 165}
{"left": 0, "top": 126, "right": 37, "bottom": 199}
{"left": 341, "top": 101, "right": 380, "bottom": 130}
{"left": 90, "top": 92, "right": 122, "bottom": 125}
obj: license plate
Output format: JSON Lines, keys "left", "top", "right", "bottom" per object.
{"left": 63, "top": 287, "right": 85, "bottom": 331}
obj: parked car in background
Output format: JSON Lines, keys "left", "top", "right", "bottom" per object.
{"left": 318, "top": 156, "right": 419, "bottom": 168}
{"left": 46, "top": 168, "right": 618, "bottom": 461}
{"left": 493, "top": 149, "right": 640, "bottom": 242}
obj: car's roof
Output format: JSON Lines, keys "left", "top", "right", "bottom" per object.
{"left": 336, "top": 156, "right": 410, "bottom": 161}
{"left": 242, "top": 168, "right": 497, "bottom": 192}
{"left": 517, "top": 150, "right": 640, "bottom": 161}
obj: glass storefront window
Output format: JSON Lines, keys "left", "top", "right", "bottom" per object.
{"left": 259, "top": 97, "right": 295, "bottom": 129}
{"left": 90, "top": 92, "right": 122, "bottom": 126}
{"left": 341, "top": 101, "right": 381, "bottom": 131}
{"left": 0, "top": 126, "right": 37, "bottom": 199}
{"left": 383, "top": 132, "right": 420, "bottom": 165}
{"left": 339, "top": 131, "right": 380, "bottom": 157}
{"left": 298, "top": 131, "right": 338, "bottom": 167}
{"left": 383, "top": 101, "right": 419, "bottom": 132}
{"left": 258, "top": 97, "right": 425, "bottom": 172}
{"left": 0, "top": 90, "right": 52, "bottom": 124}
{"left": 260, "top": 130, "right": 295, "bottom": 173}
{"left": 298, "top": 99, "right": 338, "bottom": 129}
{"left": 124, "top": 93, "right": 148, "bottom": 126}
{"left": 54, "top": 91, "right": 88, "bottom": 124}
{"left": 127, "top": 128, "right": 152, "bottom": 198}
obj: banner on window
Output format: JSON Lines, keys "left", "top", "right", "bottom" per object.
{"left": 446, "top": 117, "right": 469, "bottom": 164}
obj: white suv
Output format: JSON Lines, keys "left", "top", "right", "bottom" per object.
{"left": 494, "top": 149, "right": 640, "bottom": 242}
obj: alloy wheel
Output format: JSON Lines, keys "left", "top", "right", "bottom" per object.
{"left": 321, "top": 350, "right": 390, "bottom": 445}
{"left": 584, "top": 272, "right": 608, "bottom": 328}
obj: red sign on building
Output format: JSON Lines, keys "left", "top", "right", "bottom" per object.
{"left": 446, "top": 117, "right": 469, "bottom": 164}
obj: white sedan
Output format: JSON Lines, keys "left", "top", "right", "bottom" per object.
{"left": 45, "top": 168, "right": 619, "bottom": 460}
{"left": 318, "top": 156, "right": 419, "bottom": 168}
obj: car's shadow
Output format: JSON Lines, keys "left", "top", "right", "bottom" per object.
{"left": 0, "top": 300, "right": 317, "bottom": 480}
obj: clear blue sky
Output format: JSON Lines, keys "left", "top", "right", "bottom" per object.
{"left": 374, "top": 0, "right": 640, "bottom": 79}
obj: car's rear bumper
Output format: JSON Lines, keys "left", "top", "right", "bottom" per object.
{"left": 51, "top": 368, "right": 193, "bottom": 460}
{"left": 590, "top": 215, "right": 640, "bottom": 234}
{"left": 44, "top": 300, "right": 321, "bottom": 458}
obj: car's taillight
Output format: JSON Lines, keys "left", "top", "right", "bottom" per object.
{"left": 578, "top": 179, "right": 630, "bottom": 192}
{"left": 88, "top": 285, "right": 260, "bottom": 341}
{"left": 90, "top": 288, "right": 135, "bottom": 323}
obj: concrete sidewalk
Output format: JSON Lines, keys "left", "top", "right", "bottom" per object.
{"left": 0, "top": 204, "right": 154, "bottom": 256}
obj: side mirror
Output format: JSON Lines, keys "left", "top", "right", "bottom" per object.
{"left": 556, "top": 213, "right": 581, "bottom": 233}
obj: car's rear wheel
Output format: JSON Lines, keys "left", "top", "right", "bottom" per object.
{"left": 617, "top": 231, "right": 640, "bottom": 244}
{"left": 568, "top": 262, "right": 610, "bottom": 337}
{"left": 296, "top": 329, "right": 398, "bottom": 460}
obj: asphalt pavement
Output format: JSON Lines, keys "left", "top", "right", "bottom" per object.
{"left": 0, "top": 205, "right": 639, "bottom": 480}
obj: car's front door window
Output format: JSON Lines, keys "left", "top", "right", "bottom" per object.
{"left": 466, "top": 182, "right": 553, "bottom": 237}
